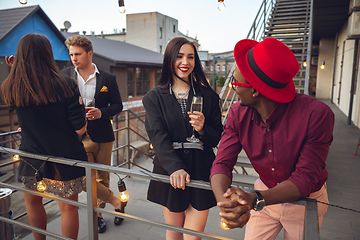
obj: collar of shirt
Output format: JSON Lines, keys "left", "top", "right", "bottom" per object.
{"left": 75, "top": 63, "right": 99, "bottom": 105}
{"left": 251, "top": 102, "right": 288, "bottom": 128}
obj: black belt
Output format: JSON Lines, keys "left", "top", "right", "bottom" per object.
{"left": 172, "top": 142, "right": 204, "bottom": 151}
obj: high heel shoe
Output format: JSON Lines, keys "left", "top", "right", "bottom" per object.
{"left": 114, "top": 208, "right": 124, "bottom": 225}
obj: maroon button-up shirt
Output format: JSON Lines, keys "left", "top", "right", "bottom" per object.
{"left": 211, "top": 93, "right": 334, "bottom": 198}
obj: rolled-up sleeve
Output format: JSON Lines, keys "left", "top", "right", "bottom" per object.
{"left": 288, "top": 106, "right": 334, "bottom": 198}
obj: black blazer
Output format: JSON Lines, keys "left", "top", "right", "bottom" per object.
{"left": 62, "top": 66, "right": 123, "bottom": 143}
{"left": 143, "top": 84, "right": 223, "bottom": 212}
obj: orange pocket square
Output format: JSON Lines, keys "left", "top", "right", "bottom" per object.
{"left": 100, "top": 86, "right": 108, "bottom": 92}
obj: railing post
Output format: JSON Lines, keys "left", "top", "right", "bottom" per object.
{"left": 304, "top": 198, "right": 320, "bottom": 240}
{"left": 115, "top": 114, "right": 119, "bottom": 166}
{"left": 304, "top": 0, "right": 314, "bottom": 95}
{"left": 86, "top": 165, "right": 98, "bottom": 240}
{"left": 263, "top": 0, "right": 266, "bottom": 39}
{"left": 9, "top": 109, "right": 18, "bottom": 182}
{"left": 125, "top": 110, "right": 131, "bottom": 169}
{"left": 253, "top": 22, "right": 256, "bottom": 40}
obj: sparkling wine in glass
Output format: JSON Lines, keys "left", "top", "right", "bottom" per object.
{"left": 186, "top": 96, "right": 203, "bottom": 143}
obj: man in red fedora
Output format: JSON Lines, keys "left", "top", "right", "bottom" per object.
{"left": 210, "top": 37, "right": 334, "bottom": 239}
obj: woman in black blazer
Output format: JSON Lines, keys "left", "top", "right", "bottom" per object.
{"left": 2, "top": 34, "right": 87, "bottom": 240}
{"left": 143, "top": 37, "right": 223, "bottom": 240}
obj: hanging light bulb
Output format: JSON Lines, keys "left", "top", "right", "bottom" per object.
{"left": 227, "top": 82, "right": 232, "bottom": 88}
{"left": 218, "top": 0, "right": 226, "bottom": 11}
{"left": 149, "top": 143, "right": 154, "bottom": 150}
{"left": 19, "top": 0, "right": 27, "bottom": 5}
{"left": 118, "top": 0, "right": 126, "bottom": 14}
{"left": 12, "top": 154, "right": 20, "bottom": 161}
{"left": 118, "top": 179, "right": 129, "bottom": 203}
{"left": 221, "top": 220, "right": 229, "bottom": 230}
{"left": 320, "top": 61, "right": 325, "bottom": 70}
{"left": 303, "top": 61, "right": 307, "bottom": 67}
{"left": 35, "top": 171, "right": 47, "bottom": 192}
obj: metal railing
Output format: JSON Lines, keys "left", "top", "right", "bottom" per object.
{"left": 246, "top": 0, "right": 275, "bottom": 41}
{"left": 113, "top": 109, "right": 153, "bottom": 171}
{"left": 0, "top": 147, "right": 320, "bottom": 240}
{"left": 0, "top": 107, "right": 320, "bottom": 239}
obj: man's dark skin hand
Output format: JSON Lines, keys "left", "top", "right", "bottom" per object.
{"left": 216, "top": 187, "right": 256, "bottom": 229}
{"left": 211, "top": 173, "right": 301, "bottom": 229}
{"left": 211, "top": 173, "right": 256, "bottom": 229}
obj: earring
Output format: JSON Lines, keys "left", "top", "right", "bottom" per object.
{"left": 191, "top": 72, "right": 196, "bottom": 95}
{"left": 253, "top": 94, "right": 257, "bottom": 97}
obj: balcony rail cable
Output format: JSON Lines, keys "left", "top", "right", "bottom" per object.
{"left": 0, "top": 146, "right": 319, "bottom": 240}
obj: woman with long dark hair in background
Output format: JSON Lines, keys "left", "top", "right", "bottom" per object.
{"left": 142, "top": 37, "right": 223, "bottom": 240}
{"left": 1, "top": 33, "right": 87, "bottom": 240}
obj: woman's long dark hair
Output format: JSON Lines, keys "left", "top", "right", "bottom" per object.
{"left": 158, "top": 37, "right": 212, "bottom": 90}
{"left": 1, "top": 33, "right": 73, "bottom": 107}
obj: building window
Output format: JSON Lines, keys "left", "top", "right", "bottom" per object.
{"left": 155, "top": 68, "right": 162, "bottom": 83}
{"left": 173, "top": 25, "right": 176, "bottom": 33}
{"left": 127, "top": 68, "right": 135, "bottom": 98}
{"left": 216, "top": 65, "right": 220, "bottom": 72}
{"left": 136, "top": 68, "right": 150, "bottom": 96}
{"left": 210, "top": 66, "right": 213, "bottom": 71}
{"left": 159, "top": 27, "right": 162, "bottom": 39}
{"left": 160, "top": 45, "right": 162, "bottom": 53}
{"left": 127, "top": 67, "right": 150, "bottom": 97}
{"left": 222, "top": 65, "right": 226, "bottom": 71}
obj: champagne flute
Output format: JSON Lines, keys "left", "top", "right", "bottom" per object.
{"left": 186, "top": 96, "right": 203, "bottom": 143}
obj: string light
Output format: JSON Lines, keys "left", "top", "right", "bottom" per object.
{"left": 320, "top": 61, "right": 325, "bottom": 70}
{"left": 218, "top": 0, "right": 226, "bottom": 11}
{"left": 35, "top": 171, "right": 47, "bottom": 192}
{"left": 118, "top": 0, "right": 126, "bottom": 14}
{"left": 12, "top": 154, "right": 20, "bottom": 161}
{"left": 303, "top": 61, "right": 307, "bottom": 67}
{"left": 221, "top": 220, "right": 229, "bottom": 230}
{"left": 118, "top": 179, "right": 129, "bottom": 203}
{"left": 149, "top": 144, "right": 154, "bottom": 150}
{"left": 19, "top": 0, "right": 27, "bottom": 5}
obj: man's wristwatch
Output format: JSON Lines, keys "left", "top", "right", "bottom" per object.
{"left": 253, "top": 191, "right": 266, "bottom": 211}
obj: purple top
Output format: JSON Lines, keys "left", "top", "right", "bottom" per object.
{"left": 211, "top": 93, "right": 334, "bottom": 198}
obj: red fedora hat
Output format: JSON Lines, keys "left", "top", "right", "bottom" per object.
{"left": 234, "top": 37, "right": 299, "bottom": 103}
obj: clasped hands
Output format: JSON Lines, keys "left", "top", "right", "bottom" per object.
{"left": 217, "top": 188, "right": 255, "bottom": 229}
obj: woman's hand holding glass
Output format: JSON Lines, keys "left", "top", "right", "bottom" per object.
{"left": 188, "top": 111, "right": 205, "bottom": 133}
{"left": 170, "top": 169, "right": 190, "bottom": 190}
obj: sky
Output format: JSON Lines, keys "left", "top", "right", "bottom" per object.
{"left": 0, "top": 0, "right": 263, "bottom": 53}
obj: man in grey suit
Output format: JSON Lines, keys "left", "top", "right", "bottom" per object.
{"left": 62, "top": 35, "right": 123, "bottom": 233}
